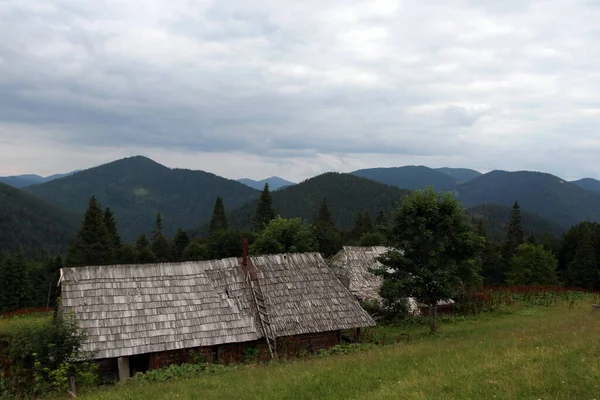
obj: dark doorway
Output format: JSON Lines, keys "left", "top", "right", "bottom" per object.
{"left": 129, "top": 354, "right": 150, "bottom": 376}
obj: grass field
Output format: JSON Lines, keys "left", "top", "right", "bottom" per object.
{"left": 79, "top": 302, "right": 600, "bottom": 400}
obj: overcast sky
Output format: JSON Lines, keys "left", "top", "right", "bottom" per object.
{"left": 1, "top": 0, "right": 599, "bottom": 182}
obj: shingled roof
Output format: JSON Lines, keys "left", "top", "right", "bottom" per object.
{"left": 60, "top": 252, "right": 374, "bottom": 360}
{"left": 329, "top": 246, "right": 389, "bottom": 302}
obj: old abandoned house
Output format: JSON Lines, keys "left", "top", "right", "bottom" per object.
{"left": 329, "top": 246, "right": 454, "bottom": 315}
{"left": 59, "top": 252, "right": 375, "bottom": 380}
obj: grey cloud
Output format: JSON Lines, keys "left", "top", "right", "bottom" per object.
{"left": 1, "top": 0, "right": 600, "bottom": 180}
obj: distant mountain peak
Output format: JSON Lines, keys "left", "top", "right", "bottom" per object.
{"left": 237, "top": 176, "right": 295, "bottom": 191}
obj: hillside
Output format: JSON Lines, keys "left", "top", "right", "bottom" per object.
{"left": 351, "top": 166, "right": 457, "bottom": 191}
{"left": 0, "top": 171, "right": 79, "bottom": 188}
{"left": 226, "top": 173, "right": 408, "bottom": 231}
{"left": 467, "top": 204, "right": 566, "bottom": 241}
{"left": 436, "top": 167, "right": 481, "bottom": 183}
{"left": 24, "top": 156, "right": 259, "bottom": 241}
{"left": 571, "top": 178, "right": 600, "bottom": 194}
{"left": 0, "top": 182, "right": 77, "bottom": 253}
{"left": 237, "top": 176, "right": 295, "bottom": 191}
{"left": 455, "top": 170, "right": 600, "bottom": 228}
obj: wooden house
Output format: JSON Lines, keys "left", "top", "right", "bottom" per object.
{"left": 329, "top": 246, "right": 454, "bottom": 316}
{"left": 59, "top": 252, "right": 375, "bottom": 380}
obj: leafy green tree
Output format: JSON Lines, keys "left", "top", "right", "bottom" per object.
{"left": 376, "top": 188, "right": 484, "bottom": 333}
{"left": 173, "top": 229, "right": 191, "bottom": 261}
{"left": 503, "top": 201, "right": 524, "bottom": 260}
{"left": 135, "top": 233, "right": 156, "bottom": 263}
{"left": 151, "top": 213, "right": 172, "bottom": 261}
{"left": 66, "top": 196, "right": 111, "bottom": 267}
{"left": 359, "top": 232, "right": 387, "bottom": 246}
{"left": 205, "top": 230, "right": 248, "bottom": 259}
{"left": 183, "top": 238, "right": 209, "bottom": 261}
{"left": 251, "top": 217, "right": 317, "bottom": 255}
{"left": 312, "top": 199, "right": 341, "bottom": 257}
{"left": 115, "top": 243, "right": 137, "bottom": 264}
{"left": 209, "top": 197, "right": 229, "bottom": 235}
{"left": 506, "top": 244, "right": 558, "bottom": 285}
{"left": 253, "top": 183, "right": 277, "bottom": 231}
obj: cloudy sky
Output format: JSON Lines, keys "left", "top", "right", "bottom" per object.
{"left": 1, "top": 0, "right": 599, "bottom": 182}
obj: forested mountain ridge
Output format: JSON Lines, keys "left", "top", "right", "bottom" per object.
{"left": 24, "top": 156, "right": 259, "bottom": 241}
{"left": 0, "top": 182, "right": 77, "bottom": 253}
{"left": 571, "top": 178, "right": 600, "bottom": 194}
{"left": 237, "top": 176, "right": 295, "bottom": 191}
{"left": 223, "top": 172, "right": 408, "bottom": 232}
{"left": 467, "top": 203, "right": 565, "bottom": 242}
{"left": 455, "top": 170, "right": 600, "bottom": 228}
{"left": 0, "top": 171, "right": 79, "bottom": 188}
{"left": 436, "top": 167, "right": 482, "bottom": 183}
{"left": 351, "top": 166, "right": 458, "bottom": 191}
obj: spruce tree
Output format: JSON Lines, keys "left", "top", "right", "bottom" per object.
{"left": 503, "top": 201, "right": 524, "bottom": 260}
{"left": 254, "top": 183, "right": 277, "bottom": 231}
{"left": 66, "top": 196, "right": 110, "bottom": 267}
{"left": 352, "top": 211, "right": 374, "bottom": 239}
{"left": 0, "top": 254, "right": 32, "bottom": 312}
{"left": 567, "top": 228, "right": 599, "bottom": 290}
{"left": 104, "top": 208, "right": 121, "bottom": 249}
{"left": 209, "top": 197, "right": 229, "bottom": 235}
{"left": 151, "top": 213, "right": 172, "bottom": 262}
{"left": 136, "top": 233, "right": 156, "bottom": 263}
{"left": 173, "top": 229, "right": 191, "bottom": 261}
{"left": 313, "top": 199, "right": 340, "bottom": 257}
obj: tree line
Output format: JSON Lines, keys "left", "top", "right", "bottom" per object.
{"left": 1, "top": 184, "right": 599, "bottom": 313}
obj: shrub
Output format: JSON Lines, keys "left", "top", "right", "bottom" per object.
{"left": 0, "top": 311, "right": 91, "bottom": 398}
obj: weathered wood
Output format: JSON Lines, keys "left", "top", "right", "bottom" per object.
{"left": 68, "top": 376, "right": 77, "bottom": 397}
{"left": 593, "top": 304, "right": 600, "bottom": 311}
{"left": 117, "top": 357, "right": 130, "bottom": 382}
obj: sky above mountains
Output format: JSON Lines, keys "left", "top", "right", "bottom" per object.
{"left": 1, "top": 0, "right": 600, "bottom": 181}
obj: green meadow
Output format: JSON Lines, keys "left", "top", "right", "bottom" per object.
{"left": 80, "top": 301, "right": 600, "bottom": 400}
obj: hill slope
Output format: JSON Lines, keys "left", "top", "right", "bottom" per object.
{"left": 436, "top": 167, "right": 481, "bottom": 183}
{"left": 571, "top": 178, "right": 600, "bottom": 194}
{"left": 455, "top": 170, "right": 600, "bottom": 228}
{"left": 467, "top": 204, "right": 566, "bottom": 242}
{"left": 24, "top": 156, "right": 259, "bottom": 241}
{"left": 226, "top": 173, "right": 408, "bottom": 231}
{"left": 0, "top": 171, "right": 79, "bottom": 188}
{"left": 0, "top": 182, "right": 77, "bottom": 253}
{"left": 351, "top": 166, "right": 457, "bottom": 191}
{"left": 237, "top": 176, "right": 295, "bottom": 191}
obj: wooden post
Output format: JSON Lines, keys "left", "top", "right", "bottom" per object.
{"left": 68, "top": 376, "right": 77, "bottom": 398}
{"left": 118, "top": 357, "right": 130, "bottom": 382}
{"left": 356, "top": 327, "right": 361, "bottom": 343}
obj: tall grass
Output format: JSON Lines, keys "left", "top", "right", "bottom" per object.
{"left": 80, "top": 299, "right": 600, "bottom": 400}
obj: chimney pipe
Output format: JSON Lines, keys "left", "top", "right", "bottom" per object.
{"left": 242, "top": 237, "right": 248, "bottom": 266}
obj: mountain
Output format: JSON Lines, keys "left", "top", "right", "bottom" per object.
{"left": 237, "top": 176, "right": 295, "bottom": 191}
{"left": 0, "top": 182, "right": 77, "bottom": 253}
{"left": 455, "top": 170, "right": 600, "bottom": 228}
{"left": 0, "top": 171, "right": 80, "bottom": 188}
{"left": 467, "top": 204, "right": 566, "bottom": 242}
{"left": 225, "top": 172, "right": 408, "bottom": 232}
{"left": 436, "top": 167, "right": 481, "bottom": 183}
{"left": 24, "top": 156, "right": 259, "bottom": 241}
{"left": 351, "top": 166, "right": 457, "bottom": 191}
{"left": 571, "top": 178, "right": 600, "bottom": 194}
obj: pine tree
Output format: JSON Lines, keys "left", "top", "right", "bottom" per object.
{"left": 352, "top": 211, "right": 374, "bottom": 239}
{"left": 104, "top": 208, "right": 121, "bottom": 249}
{"left": 104, "top": 207, "right": 121, "bottom": 262}
{"left": 503, "top": 201, "right": 524, "bottom": 260}
{"left": 136, "top": 233, "right": 156, "bottom": 263}
{"left": 312, "top": 199, "right": 340, "bottom": 257}
{"left": 375, "top": 211, "right": 388, "bottom": 228}
{"left": 254, "top": 183, "right": 277, "bottom": 231}
{"left": 66, "top": 196, "right": 111, "bottom": 266}
{"left": 0, "top": 254, "right": 32, "bottom": 312}
{"left": 173, "top": 229, "right": 191, "bottom": 261}
{"left": 151, "top": 213, "right": 171, "bottom": 262}
{"left": 567, "top": 227, "right": 599, "bottom": 290}
{"left": 209, "top": 197, "right": 229, "bottom": 235}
